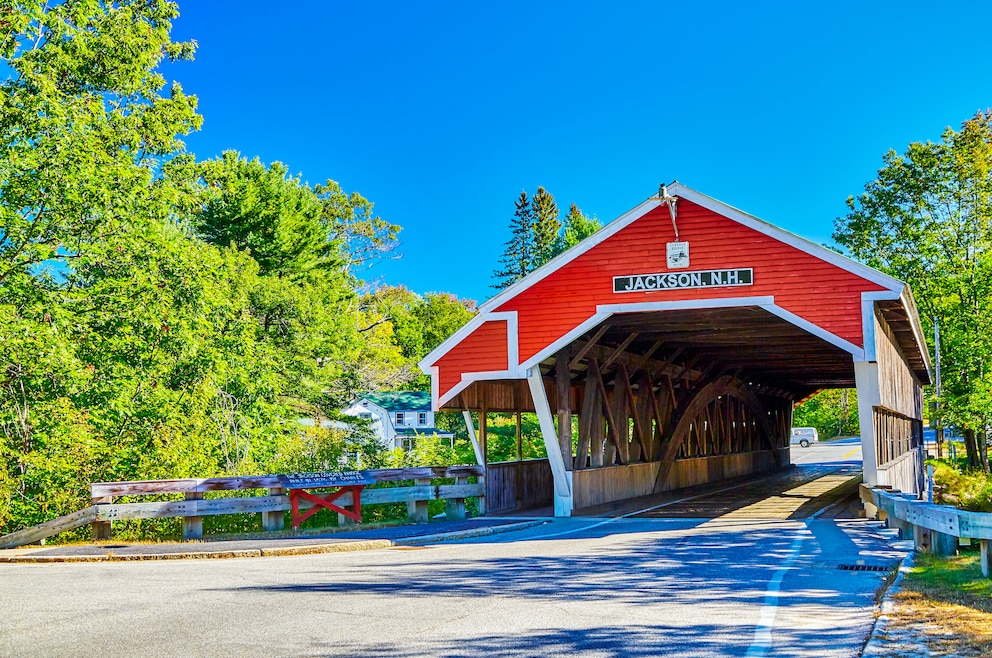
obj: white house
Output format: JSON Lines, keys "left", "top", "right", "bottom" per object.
{"left": 342, "top": 391, "right": 454, "bottom": 451}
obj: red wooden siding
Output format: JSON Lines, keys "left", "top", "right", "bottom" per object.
{"left": 435, "top": 320, "right": 509, "bottom": 399}
{"left": 496, "top": 199, "right": 887, "bottom": 364}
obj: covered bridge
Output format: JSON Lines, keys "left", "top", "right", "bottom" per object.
{"left": 420, "top": 183, "right": 931, "bottom": 516}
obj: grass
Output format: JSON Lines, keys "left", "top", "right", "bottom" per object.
{"left": 886, "top": 551, "right": 992, "bottom": 656}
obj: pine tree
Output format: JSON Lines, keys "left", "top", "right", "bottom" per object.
{"left": 531, "top": 186, "right": 561, "bottom": 268}
{"left": 491, "top": 191, "right": 533, "bottom": 289}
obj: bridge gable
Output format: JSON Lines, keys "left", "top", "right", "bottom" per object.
{"left": 422, "top": 183, "right": 906, "bottom": 409}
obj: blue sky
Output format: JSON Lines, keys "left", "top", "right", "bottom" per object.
{"left": 167, "top": 1, "right": 992, "bottom": 304}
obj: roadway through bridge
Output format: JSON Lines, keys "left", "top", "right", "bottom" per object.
{"left": 534, "top": 436, "right": 868, "bottom": 521}
{"left": 0, "top": 439, "right": 912, "bottom": 657}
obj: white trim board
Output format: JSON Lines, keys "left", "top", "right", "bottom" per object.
{"left": 519, "top": 296, "right": 866, "bottom": 372}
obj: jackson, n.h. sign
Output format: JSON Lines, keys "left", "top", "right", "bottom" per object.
{"left": 613, "top": 268, "right": 754, "bottom": 293}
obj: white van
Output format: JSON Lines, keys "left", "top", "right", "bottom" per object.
{"left": 790, "top": 427, "right": 819, "bottom": 448}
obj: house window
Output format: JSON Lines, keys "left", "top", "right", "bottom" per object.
{"left": 358, "top": 412, "right": 372, "bottom": 420}
{"left": 418, "top": 412, "right": 427, "bottom": 426}
{"left": 395, "top": 412, "right": 405, "bottom": 425}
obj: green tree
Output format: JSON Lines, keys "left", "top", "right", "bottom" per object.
{"left": 492, "top": 191, "right": 533, "bottom": 289}
{"left": 364, "top": 286, "right": 477, "bottom": 390}
{"left": 197, "top": 152, "right": 334, "bottom": 279}
{"left": 0, "top": 0, "right": 211, "bottom": 531}
{"left": 792, "top": 389, "right": 859, "bottom": 439}
{"left": 834, "top": 111, "right": 992, "bottom": 471}
{"left": 559, "top": 203, "right": 602, "bottom": 252}
{"left": 531, "top": 186, "right": 561, "bottom": 268}
{"left": 0, "top": 0, "right": 200, "bottom": 286}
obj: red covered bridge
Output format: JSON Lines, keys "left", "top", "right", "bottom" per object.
{"left": 420, "top": 183, "right": 931, "bottom": 516}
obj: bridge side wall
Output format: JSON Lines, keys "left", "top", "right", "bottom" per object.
{"left": 857, "top": 308, "right": 925, "bottom": 493}
{"left": 572, "top": 449, "right": 785, "bottom": 510}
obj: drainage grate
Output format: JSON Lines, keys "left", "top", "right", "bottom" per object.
{"left": 837, "top": 564, "right": 892, "bottom": 572}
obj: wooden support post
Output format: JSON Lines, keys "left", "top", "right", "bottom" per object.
{"left": 588, "top": 359, "right": 621, "bottom": 465}
{"left": 263, "top": 486, "right": 285, "bottom": 532}
{"left": 446, "top": 476, "right": 467, "bottom": 521}
{"left": 480, "top": 402, "right": 488, "bottom": 466}
{"left": 981, "top": 539, "right": 992, "bottom": 578}
{"left": 577, "top": 379, "right": 597, "bottom": 469}
{"left": 515, "top": 411, "right": 523, "bottom": 462}
{"left": 92, "top": 496, "right": 113, "bottom": 541}
{"left": 912, "top": 524, "right": 956, "bottom": 556}
{"left": 855, "top": 360, "right": 882, "bottom": 487}
{"left": 611, "top": 368, "right": 629, "bottom": 464}
{"left": 556, "top": 349, "right": 573, "bottom": 470}
{"left": 462, "top": 410, "right": 485, "bottom": 466}
{"left": 183, "top": 492, "right": 203, "bottom": 540}
{"left": 885, "top": 514, "right": 912, "bottom": 540}
{"left": 528, "top": 366, "right": 572, "bottom": 516}
{"left": 932, "top": 530, "right": 958, "bottom": 557}
{"left": 408, "top": 478, "right": 431, "bottom": 523}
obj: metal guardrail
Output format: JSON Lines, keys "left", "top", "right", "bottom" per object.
{"left": 860, "top": 484, "right": 992, "bottom": 578}
{"left": 0, "top": 465, "right": 486, "bottom": 550}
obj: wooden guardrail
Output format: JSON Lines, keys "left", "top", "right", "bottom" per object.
{"left": 860, "top": 484, "right": 992, "bottom": 578}
{"left": 0, "top": 465, "right": 485, "bottom": 550}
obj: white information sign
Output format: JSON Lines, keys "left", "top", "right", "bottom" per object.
{"left": 667, "top": 241, "right": 689, "bottom": 269}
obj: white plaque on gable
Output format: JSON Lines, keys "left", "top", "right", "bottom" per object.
{"left": 667, "top": 241, "right": 689, "bottom": 269}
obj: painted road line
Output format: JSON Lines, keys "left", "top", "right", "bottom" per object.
{"left": 743, "top": 486, "right": 843, "bottom": 656}
{"left": 842, "top": 447, "right": 862, "bottom": 458}
{"left": 745, "top": 527, "right": 808, "bottom": 657}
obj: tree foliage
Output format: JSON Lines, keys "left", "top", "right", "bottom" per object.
{"left": 0, "top": 2, "right": 471, "bottom": 538}
{"left": 531, "top": 186, "right": 560, "bottom": 267}
{"left": 834, "top": 111, "right": 992, "bottom": 470}
{"left": 492, "top": 191, "right": 533, "bottom": 289}
{"left": 491, "top": 190, "right": 600, "bottom": 290}
{"left": 792, "top": 389, "right": 859, "bottom": 439}
{"left": 560, "top": 203, "right": 602, "bottom": 251}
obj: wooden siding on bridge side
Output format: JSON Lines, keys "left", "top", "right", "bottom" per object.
{"left": 496, "top": 199, "right": 888, "bottom": 365}
{"left": 434, "top": 319, "right": 510, "bottom": 401}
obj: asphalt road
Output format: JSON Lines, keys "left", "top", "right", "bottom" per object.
{"left": 790, "top": 436, "right": 863, "bottom": 466}
{"left": 0, "top": 448, "right": 909, "bottom": 658}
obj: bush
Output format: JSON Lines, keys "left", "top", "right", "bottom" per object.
{"left": 932, "top": 461, "right": 992, "bottom": 512}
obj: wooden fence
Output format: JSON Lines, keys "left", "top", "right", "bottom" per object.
{"left": 0, "top": 465, "right": 485, "bottom": 549}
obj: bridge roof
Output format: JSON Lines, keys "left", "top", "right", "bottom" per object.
{"left": 421, "top": 182, "right": 931, "bottom": 411}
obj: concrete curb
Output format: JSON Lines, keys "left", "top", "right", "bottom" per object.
{"left": 861, "top": 549, "right": 925, "bottom": 657}
{"left": 0, "top": 519, "right": 549, "bottom": 564}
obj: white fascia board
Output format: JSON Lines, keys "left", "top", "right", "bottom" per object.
{"left": 597, "top": 296, "right": 776, "bottom": 315}
{"left": 760, "top": 302, "right": 865, "bottom": 360}
{"left": 860, "top": 290, "right": 902, "bottom": 363}
{"left": 477, "top": 198, "right": 663, "bottom": 314}
{"left": 518, "top": 297, "right": 775, "bottom": 372}
{"left": 666, "top": 183, "right": 905, "bottom": 294}
{"left": 899, "top": 287, "right": 934, "bottom": 381}
{"left": 429, "top": 366, "right": 440, "bottom": 411}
